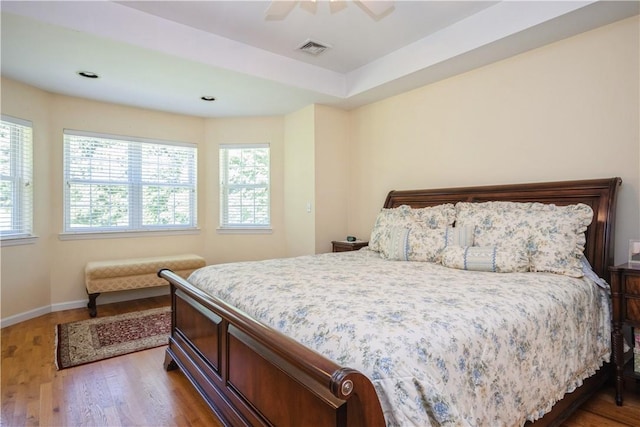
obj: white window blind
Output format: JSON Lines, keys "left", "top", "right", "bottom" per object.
{"left": 219, "top": 144, "right": 270, "bottom": 229}
{"left": 0, "top": 115, "right": 33, "bottom": 240}
{"left": 64, "top": 130, "right": 197, "bottom": 233}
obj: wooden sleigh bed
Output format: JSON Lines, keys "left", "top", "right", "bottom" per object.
{"left": 158, "top": 177, "right": 621, "bottom": 427}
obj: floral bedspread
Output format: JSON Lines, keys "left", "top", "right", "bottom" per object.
{"left": 188, "top": 249, "right": 610, "bottom": 426}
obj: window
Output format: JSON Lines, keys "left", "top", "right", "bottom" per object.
{"left": 64, "top": 130, "right": 197, "bottom": 234}
{"left": 0, "top": 115, "right": 33, "bottom": 241}
{"left": 219, "top": 144, "right": 270, "bottom": 230}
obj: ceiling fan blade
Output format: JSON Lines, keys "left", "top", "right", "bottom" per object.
{"left": 329, "top": 0, "right": 348, "bottom": 14}
{"left": 299, "top": 0, "right": 318, "bottom": 14}
{"left": 353, "top": 0, "right": 394, "bottom": 20}
{"left": 264, "top": 1, "right": 299, "bottom": 20}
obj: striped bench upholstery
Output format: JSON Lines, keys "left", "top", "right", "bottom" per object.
{"left": 85, "top": 254, "right": 206, "bottom": 316}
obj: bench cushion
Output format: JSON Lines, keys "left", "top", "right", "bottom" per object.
{"left": 85, "top": 254, "right": 205, "bottom": 294}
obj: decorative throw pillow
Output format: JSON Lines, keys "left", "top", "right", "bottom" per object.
{"left": 441, "top": 245, "right": 529, "bottom": 273}
{"left": 411, "top": 204, "right": 457, "bottom": 229}
{"left": 528, "top": 206, "right": 592, "bottom": 277}
{"left": 455, "top": 201, "right": 533, "bottom": 249}
{"left": 381, "top": 226, "right": 474, "bottom": 263}
{"left": 445, "top": 225, "right": 475, "bottom": 247}
{"left": 455, "top": 201, "right": 593, "bottom": 277}
{"left": 383, "top": 227, "right": 411, "bottom": 261}
{"left": 405, "top": 227, "right": 450, "bottom": 262}
{"left": 369, "top": 204, "right": 456, "bottom": 252}
{"left": 409, "top": 226, "right": 474, "bottom": 262}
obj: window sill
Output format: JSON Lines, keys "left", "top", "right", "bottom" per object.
{"left": 217, "top": 227, "right": 272, "bottom": 235}
{"left": 59, "top": 228, "right": 200, "bottom": 241}
{"left": 1, "top": 235, "right": 39, "bottom": 247}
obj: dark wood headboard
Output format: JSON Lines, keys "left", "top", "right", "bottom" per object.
{"left": 383, "top": 178, "right": 622, "bottom": 280}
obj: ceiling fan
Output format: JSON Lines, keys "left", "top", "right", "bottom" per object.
{"left": 264, "top": 0, "right": 395, "bottom": 21}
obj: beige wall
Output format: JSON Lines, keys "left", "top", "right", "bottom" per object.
{"left": 0, "top": 80, "right": 52, "bottom": 318}
{"left": 283, "top": 104, "right": 351, "bottom": 256}
{"left": 2, "top": 15, "right": 639, "bottom": 323}
{"left": 204, "top": 116, "right": 287, "bottom": 263}
{"left": 314, "top": 105, "right": 350, "bottom": 253}
{"left": 348, "top": 16, "right": 640, "bottom": 265}
{"left": 284, "top": 105, "right": 316, "bottom": 256}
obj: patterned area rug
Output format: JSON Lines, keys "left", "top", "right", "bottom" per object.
{"left": 55, "top": 306, "right": 171, "bottom": 369}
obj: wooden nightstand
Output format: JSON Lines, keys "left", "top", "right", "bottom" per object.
{"left": 610, "top": 262, "right": 640, "bottom": 405}
{"left": 331, "top": 240, "right": 368, "bottom": 252}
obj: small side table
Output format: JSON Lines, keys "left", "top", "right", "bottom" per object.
{"left": 610, "top": 262, "right": 640, "bottom": 405}
{"left": 331, "top": 240, "right": 368, "bottom": 252}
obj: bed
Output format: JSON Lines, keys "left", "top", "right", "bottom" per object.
{"left": 159, "top": 177, "right": 621, "bottom": 426}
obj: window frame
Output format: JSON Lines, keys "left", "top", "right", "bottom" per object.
{"left": 219, "top": 143, "right": 271, "bottom": 232}
{"left": 62, "top": 129, "right": 198, "bottom": 237}
{"left": 0, "top": 115, "right": 34, "bottom": 245}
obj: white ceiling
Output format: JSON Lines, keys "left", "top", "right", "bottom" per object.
{"left": 1, "top": 1, "right": 638, "bottom": 118}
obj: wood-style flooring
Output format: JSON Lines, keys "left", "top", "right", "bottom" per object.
{"left": 2, "top": 296, "right": 640, "bottom": 426}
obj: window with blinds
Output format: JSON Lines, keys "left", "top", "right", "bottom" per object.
{"left": 0, "top": 115, "right": 33, "bottom": 240}
{"left": 219, "top": 144, "right": 270, "bottom": 229}
{"left": 63, "top": 130, "right": 197, "bottom": 233}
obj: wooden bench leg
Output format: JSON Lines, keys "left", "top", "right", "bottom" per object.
{"left": 87, "top": 293, "right": 100, "bottom": 317}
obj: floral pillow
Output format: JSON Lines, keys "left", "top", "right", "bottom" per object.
{"left": 455, "top": 201, "right": 593, "bottom": 277}
{"left": 381, "top": 226, "right": 474, "bottom": 262}
{"left": 528, "top": 208, "right": 592, "bottom": 277}
{"left": 369, "top": 204, "right": 456, "bottom": 252}
{"left": 441, "top": 245, "right": 529, "bottom": 273}
{"left": 412, "top": 205, "right": 457, "bottom": 228}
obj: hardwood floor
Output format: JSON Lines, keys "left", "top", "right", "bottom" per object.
{"left": 2, "top": 296, "right": 640, "bottom": 426}
{"left": 1, "top": 296, "right": 222, "bottom": 427}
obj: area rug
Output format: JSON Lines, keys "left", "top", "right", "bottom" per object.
{"left": 55, "top": 306, "right": 171, "bottom": 369}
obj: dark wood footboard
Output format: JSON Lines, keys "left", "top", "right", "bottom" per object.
{"left": 158, "top": 269, "right": 385, "bottom": 427}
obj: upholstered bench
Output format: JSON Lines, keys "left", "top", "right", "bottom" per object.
{"left": 85, "top": 254, "right": 206, "bottom": 317}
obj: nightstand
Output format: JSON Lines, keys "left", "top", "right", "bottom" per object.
{"left": 331, "top": 240, "right": 368, "bottom": 252}
{"left": 610, "top": 262, "right": 640, "bottom": 405}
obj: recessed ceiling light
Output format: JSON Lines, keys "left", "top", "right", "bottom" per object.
{"left": 201, "top": 96, "right": 216, "bottom": 101}
{"left": 77, "top": 71, "right": 99, "bottom": 79}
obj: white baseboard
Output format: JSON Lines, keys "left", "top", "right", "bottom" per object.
{"left": 1, "top": 305, "right": 52, "bottom": 328}
{"left": 50, "top": 299, "right": 88, "bottom": 312}
{"left": 1, "top": 286, "right": 171, "bottom": 329}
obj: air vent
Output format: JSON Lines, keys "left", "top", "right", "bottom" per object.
{"left": 298, "top": 39, "right": 331, "bottom": 56}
